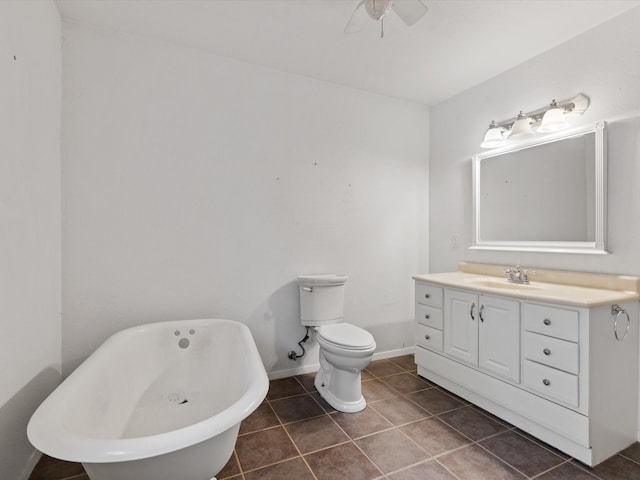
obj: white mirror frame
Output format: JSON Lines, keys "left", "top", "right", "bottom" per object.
{"left": 471, "top": 121, "right": 607, "bottom": 254}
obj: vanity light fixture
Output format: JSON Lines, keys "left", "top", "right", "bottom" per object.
{"left": 480, "top": 121, "right": 507, "bottom": 148}
{"left": 480, "top": 93, "right": 590, "bottom": 149}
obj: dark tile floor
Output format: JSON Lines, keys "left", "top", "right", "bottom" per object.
{"left": 30, "top": 355, "right": 640, "bottom": 480}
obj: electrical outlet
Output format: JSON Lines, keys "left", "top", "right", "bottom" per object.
{"left": 450, "top": 234, "right": 461, "bottom": 249}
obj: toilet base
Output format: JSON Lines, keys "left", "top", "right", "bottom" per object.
{"left": 314, "top": 367, "right": 366, "bottom": 413}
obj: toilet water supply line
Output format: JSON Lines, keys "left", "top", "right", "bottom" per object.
{"left": 288, "top": 326, "right": 311, "bottom": 360}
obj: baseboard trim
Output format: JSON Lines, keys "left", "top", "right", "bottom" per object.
{"left": 20, "top": 449, "right": 42, "bottom": 480}
{"left": 267, "top": 347, "right": 415, "bottom": 380}
{"left": 372, "top": 346, "right": 414, "bottom": 361}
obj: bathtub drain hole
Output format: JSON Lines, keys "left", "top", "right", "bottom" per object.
{"left": 164, "top": 391, "right": 188, "bottom": 404}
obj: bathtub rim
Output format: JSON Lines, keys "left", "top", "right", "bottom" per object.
{"left": 27, "top": 318, "right": 269, "bottom": 463}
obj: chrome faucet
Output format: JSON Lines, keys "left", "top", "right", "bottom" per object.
{"left": 504, "top": 265, "right": 534, "bottom": 284}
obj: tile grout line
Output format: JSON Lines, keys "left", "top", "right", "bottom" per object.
{"left": 347, "top": 429, "right": 389, "bottom": 480}
{"left": 473, "top": 439, "right": 534, "bottom": 479}
{"left": 357, "top": 364, "right": 487, "bottom": 479}
{"left": 434, "top": 457, "right": 466, "bottom": 480}
{"left": 367, "top": 401, "right": 433, "bottom": 427}
{"left": 619, "top": 452, "right": 640, "bottom": 466}
{"left": 568, "top": 458, "right": 607, "bottom": 480}
{"left": 308, "top": 361, "right": 408, "bottom": 479}
{"left": 428, "top": 399, "right": 600, "bottom": 480}
{"left": 431, "top": 410, "right": 549, "bottom": 478}
{"left": 356, "top": 365, "right": 472, "bottom": 479}
{"left": 222, "top": 450, "right": 245, "bottom": 480}
{"left": 283, "top": 409, "right": 322, "bottom": 478}
{"left": 234, "top": 399, "right": 287, "bottom": 478}
{"left": 235, "top": 397, "right": 308, "bottom": 479}
{"left": 509, "top": 428, "right": 572, "bottom": 462}
{"left": 275, "top": 375, "right": 320, "bottom": 480}
{"left": 529, "top": 458, "right": 599, "bottom": 479}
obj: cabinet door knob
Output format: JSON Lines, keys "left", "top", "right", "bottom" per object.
{"left": 543, "top": 379, "right": 551, "bottom": 386}
{"left": 425, "top": 314, "right": 430, "bottom": 319}
{"left": 543, "top": 318, "right": 551, "bottom": 326}
{"left": 425, "top": 335, "right": 430, "bottom": 340}
{"left": 543, "top": 348, "right": 551, "bottom": 356}
{"left": 425, "top": 293, "right": 430, "bottom": 299}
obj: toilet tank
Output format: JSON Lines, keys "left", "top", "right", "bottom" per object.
{"left": 298, "top": 274, "right": 348, "bottom": 326}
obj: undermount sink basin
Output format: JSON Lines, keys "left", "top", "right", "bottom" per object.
{"left": 464, "top": 278, "right": 544, "bottom": 290}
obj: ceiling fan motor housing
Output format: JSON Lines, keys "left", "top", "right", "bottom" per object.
{"left": 365, "top": 0, "right": 393, "bottom": 20}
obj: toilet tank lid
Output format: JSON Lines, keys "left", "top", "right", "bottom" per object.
{"left": 297, "top": 274, "right": 348, "bottom": 286}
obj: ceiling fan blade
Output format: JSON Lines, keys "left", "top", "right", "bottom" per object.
{"left": 391, "top": 0, "right": 428, "bottom": 27}
{"left": 344, "top": 0, "right": 368, "bottom": 34}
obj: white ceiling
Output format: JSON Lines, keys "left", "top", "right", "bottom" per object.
{"left": 54, "top": 0, "right": 640, "bottom": 105}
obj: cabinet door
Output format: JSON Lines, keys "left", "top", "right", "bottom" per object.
{"left": 444, "top": 290, "right": 478, "bottom": 366}
{"left": 478, "top": 296, "right": 521, "bottom": 383}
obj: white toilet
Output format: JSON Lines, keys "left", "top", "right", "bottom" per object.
{"left": 298, "top": 274, "right": 376, "bottom": 413}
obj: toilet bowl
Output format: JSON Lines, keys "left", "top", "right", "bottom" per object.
{"left": 298, "top": 275, "right": 376, "bottom": 413}
{"left": 314, "top": 323, "right": 376, "bottom": 412}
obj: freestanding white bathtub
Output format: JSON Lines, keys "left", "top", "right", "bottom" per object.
{"left": 28, "top": 319, "right": 268, "bottom": 480}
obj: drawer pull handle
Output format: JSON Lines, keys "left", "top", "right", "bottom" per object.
{"left": 425, "top": 293, "right": 430, "bottom": 299}
{"left": 543, "top": 318, "right": 551, "bottom": 326}
{"left": 543, "top": 348, "right": 551, "bottom": 356}
{"left": 470, "top": 302, "right": 475, "bottom": 321}
{"left": 425, "top": 314, "right": 430, "bottom": 320}
{"left": 542, "top": 379, "right": 551, "bottom": 386}
{"left": 425, "top": 335, "right": 430, "bottom": 340}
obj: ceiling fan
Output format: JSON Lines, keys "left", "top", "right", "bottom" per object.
{"left": 345, "top": 0, "right": 428, "bottom": 38}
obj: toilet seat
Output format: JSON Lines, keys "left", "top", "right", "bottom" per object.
{"left": 318, "top": 324, "right": 375, "bottom": 350}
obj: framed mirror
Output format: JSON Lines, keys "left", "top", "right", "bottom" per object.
{"left": 471, "top": 121, "right": 607, "bottom": 254}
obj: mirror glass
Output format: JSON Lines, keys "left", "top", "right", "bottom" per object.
{"left": 471, "top": 122, "right": 607, "bottom": 254}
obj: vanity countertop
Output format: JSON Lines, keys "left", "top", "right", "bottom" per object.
{"left": 413, "top": 262, "right": 640, "bottom": 307}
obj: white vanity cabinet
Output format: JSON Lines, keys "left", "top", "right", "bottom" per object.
{"left": 444, "top": 289, "right": 520, "bottom": 383}
{"left": 413, "top": 277, "right": 639, "bottom": 467}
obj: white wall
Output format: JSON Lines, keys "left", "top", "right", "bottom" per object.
{"left": 61, "top": 21, "right": 429, "bottom": 377}
{"left": 0, "top": 1, "right": 61, "bottom": 479}
{"left": 429, "top": 6, "right": 640, "bottom": 275}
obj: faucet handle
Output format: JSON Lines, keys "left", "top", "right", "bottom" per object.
{"left": 521, "top": 269, "right": 536, "bottom": 283}
{"left": 503, "top": 267, "right": 516, "bottom": 281}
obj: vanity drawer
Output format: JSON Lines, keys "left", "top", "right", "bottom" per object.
{"left": 523, "top": 360, "right": 579, "bottom": 408}
{"left": 415, "top": 304, "right": 443, "bottom": 329}
{"left": 523, "top": 303, "right": 579, "bottom": 342}
{"left": 416, "top": 324, "right": 443, "bottom": 352}
{"left": 415, "top": 283, "right": 443, "bottom": 308}
{"left": 523, "top": 331, "right": 579, "bottom": 375}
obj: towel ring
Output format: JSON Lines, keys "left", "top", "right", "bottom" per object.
{"left": 611, "top": 304, "right": 630, "bottom": 342}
